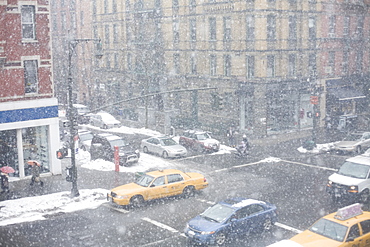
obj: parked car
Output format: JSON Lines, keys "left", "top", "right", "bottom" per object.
{"left": 333, "top": 131, "right": 370, "bottom": 154}
{"left": 107, "top": 169, "right": 208, "bottom": 207}
{"left": 184, "top": 198, "right": 277, "bottom": 246}
{"left": 270, "top": 203, "right": 370, "bottom": 247}
{"left": 78, "top": 130, "right": 94, "bottom": 152}
{"left": 141, "top": 136, "right": 187, "bottom": 158}
{"left": 326, "top": 153, "right": 370, "bottom": 203}
{"left": 90, "top": 133, "right": 139, "bottom": 166}
{"left": 73, "top": 104, "right": 90, "bottom": 124}
{"left": 89, "top": 111, "right": 120, "bottom": 129}
{"left": 179, "top": 130, "right": 220, "bottom": 152}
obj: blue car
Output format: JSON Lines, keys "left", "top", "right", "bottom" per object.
{"left": 184, "top": 198, "right": 277, "bottom": 246}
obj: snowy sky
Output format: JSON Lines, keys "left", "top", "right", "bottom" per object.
{"left": 0, "top": 124, "right": 329, "bottom": 246}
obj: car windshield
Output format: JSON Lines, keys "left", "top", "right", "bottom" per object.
{"left": 135, "top": 174, "right": 154, "bottom": 187}
{"left": 200, "top": 203, "right": 235, "bottom": 223}
{"left": 343, "top": 134, "right": 362, "bottom": 141}
{"left": 160, "top": 138, "right": 177, "bottom": 146}
{"left": 109, "top": 139, "right": 127, "bottom": 147}
{"left": 309, "top": 218, "right": 348, "bottom": 242}
{"left": 338, "top": 161, "right": 370, "bottom": 179}
{"left": 80, "top": 133, "right": 93, "bottom": 142}
{"left": 196, "top": 133, "right": 211, "bottom": 141}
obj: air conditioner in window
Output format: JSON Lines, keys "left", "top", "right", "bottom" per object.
{"left": 325, "top": 67, "right": 332, "bottom": 74}
{"left": 328, "top": 33, "right": 335, "bottom": 38}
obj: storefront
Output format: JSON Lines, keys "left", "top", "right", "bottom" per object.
{"left": 0, "top": 98, "right": 61, "bottom": 178}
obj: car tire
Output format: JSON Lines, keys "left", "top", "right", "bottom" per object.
{"left": 360, "top": 190, "right": 370, "bottom": 203}
{"left": 183, "top": 186, "right": 195, "bottom": 198}
{"left": 81, "top": 145, "right": 86, "bottom": 151}
{"left": 162, "top": 151, "right": 169, "bottom": 159}
{"left": 215, "top": 232, "right": 226, "bottom": 246}
{"left": 143, "top": 146, "right": 149, "bottom": 153}
{"left": 130, "top": 195, "right": 144, "bottom": 207}
{"left": 356, "top": 146, "right": 362, "bottom": 154}
{"left": 263, "top": 217, "right": 273, "bottom": 231}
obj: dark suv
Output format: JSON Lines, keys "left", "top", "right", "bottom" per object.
{"left": 90, "top": 133, "right": 140, "bottom": 166}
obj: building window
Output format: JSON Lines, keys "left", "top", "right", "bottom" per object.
{"left": 173, "top": 0, "right": 179, "bottom": 10}
{"left": 209, "top": 18, "right": 216, "bottom": 41}
{"left": 105, "top": 25, "right": 110, "bottom": 44}
{"left": 356, "top": 51, "right": 363, "bottom": 72}
{"left": 342, "top": 50, "right": 349, "bottom": 75}
{"left": 113, "top": 24, "right": 118, "bottom": 43}
{"left": 24, "top": 60, "right": 38, "bottom": 94}
{"left": 223, "top": 17, "right": 231, "bottom": 43}
{"left": 267, "top": 55, "right": 275, "bottom": 77}
{"left": 127, "top": 53, "right": 132, "bottom": 71}
{"left": 189, "top": 0, "right": 196, "bottom": 12}
{"left": 173, "top": 19, "right": 179, "bottom": 43}
{"left": 308, "top": 17, "right": 316, "bottom": 40}
{"left": 288, "top": 54, "right": 296, "bottom": 77}
{"left": 246, "top": 55, "right": 254, "bottom": 79}
{"left": 343, "top": 16, "right": 350, "bottom": 36}
{"left": 21, "top": 5, "right": 36, "bottom": 40}
{"left": 309, "top": 53, "right": 316, "bottom": 77}
{"left": 190, "top": 19, "right": 196, "bottom": 42}
{"left": 328, "top": 51, "right": 335, "bottom": 75}
{"left": 289, "top": 15, "right": 297, "bottom": 41}
{"left": 174, "top": 53, "right": 180, "bottom": 74}
{"left": 114, "top": 53, "right": 119, "bottom": 68}
{"left": 356, "top": 16, "right": 364, "bottom": 38}
{"left": 224, "top": 55, "right": 231, "bottom": 77}
{"left": 104, "top": 0, "right": 108, "bottom": 13}
{"left": 106, "top": 53, "right": 110, "bottom": 68}
{"left": 246, "top": 15, "right": 255, "bottom": 41}
{"left": 267, "top": 15, "right": 276, "bottom": 41}
{"left": 113, "top": 0, "right": 117, "bottom": 12}
{"left": 329, "top": 15, "right": 336, "bottom": 37}
{"left": 190, "top": 55, "right": 197, "bottom": 74}
{"left": 210, "top": 55, "right": 217, "bottom": 76}
{"left": 80, "top": 11, "right": 84, "bottom": 26}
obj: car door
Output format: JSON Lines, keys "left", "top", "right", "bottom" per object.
{"left": 146, "top": 176, "right": 168, "bottom": 200}
{"left": 345, "top": 223, "right": 362, "bottom": 247}
{"left": 151, "top": 138, "right": 161, "bottom": 155}
{"left": 166, "top": 174, "right": 185, "bottom": 196}
{"left": 362, "top": 133, "right": 370, "bottom": 149}
{"left": 244, "top": 204, "right": 267, "bottom": 233}
{"left": 228, "top": 207, "right": 251, "bottom": 235}
{"left": 145, "top": 138, "right": 155, "bottom": 153}
{"left": 359, "top": 220, "right": 370, "bottom": 247}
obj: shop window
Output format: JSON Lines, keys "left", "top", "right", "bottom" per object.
{"left": 22, "top": 126, "right": 50, "bottom": 176}
{"left": 0, "top": 130, "right": 18, "bottom": 177}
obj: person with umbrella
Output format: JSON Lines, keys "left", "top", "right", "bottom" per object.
{"left": 0, "top": 166, "right": 15, "bottom": 193}
{"left": 28, "top": 160, "right": 44, "bottom": 187}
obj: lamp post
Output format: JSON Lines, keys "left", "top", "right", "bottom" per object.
{"left": 67, "top": 38, "right": 102, "bottom": 197}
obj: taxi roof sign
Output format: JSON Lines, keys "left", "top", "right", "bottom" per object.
{"left": 334, "top": 203, "right": 363, "bottom": 221}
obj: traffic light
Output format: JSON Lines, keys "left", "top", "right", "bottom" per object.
{"left": 315, "top": 112, "right": 320, "bottom": 118}
{"left": 218, "top": 96, "right": 223, "bottom": 110}
{"left": 56, "top": 148, "right": 68, "bottom": 159}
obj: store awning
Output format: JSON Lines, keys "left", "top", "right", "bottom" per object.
{"left": 327, "top": 86, "right": 366, "bottom": 101}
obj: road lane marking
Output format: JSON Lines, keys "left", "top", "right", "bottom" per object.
{"left": 280, "top": 159, "right": 337, "bottom": 171}
{"left": 142, "top": 217, "right": 179, "bottom": 233}
{"left": 275, "top": 222, "right": 303, "bottom": 234}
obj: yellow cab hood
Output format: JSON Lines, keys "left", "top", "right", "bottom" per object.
{"left": 111, "top": 183, "right": 145, "bottom": 195}
{"left": 290, "top": 230, "right": 342, "bottom": 247}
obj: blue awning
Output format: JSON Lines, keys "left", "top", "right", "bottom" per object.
{"left": 327, "top": 86, "right": 365, "bottom": 101}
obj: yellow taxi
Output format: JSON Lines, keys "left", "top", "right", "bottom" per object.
{"left": 289, "top": 203, "right": 370, "bottom": 247}
{"left": 107, "top": 169, "right": 208, "bottom": 207}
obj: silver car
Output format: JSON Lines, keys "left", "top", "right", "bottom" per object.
{"left": 141, "top": 136, "right": 187, "bottom": 158}
{"left": 333, "top": 132, "right": 370, "bottom": 154}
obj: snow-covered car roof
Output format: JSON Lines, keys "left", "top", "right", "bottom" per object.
{"left": 346, "top": 154, "right": 370, "bottom": 166}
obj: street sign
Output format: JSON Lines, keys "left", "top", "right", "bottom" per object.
{"left": 310, "top": 96, "right": 319, "bottom": 105}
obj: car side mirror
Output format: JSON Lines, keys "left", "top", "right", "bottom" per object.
{"left": 150, "top": 184, "right": 156, "bottom": 187}
{"left": 346, "top": 237, "right": 355, "bottom": 242}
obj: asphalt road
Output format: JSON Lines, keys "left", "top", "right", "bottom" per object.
{"left": 0, "top": 144, "right": 355, "bottom": 247}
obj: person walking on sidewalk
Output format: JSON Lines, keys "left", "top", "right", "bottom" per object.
{"left": 0, "top": 172, "right": 9, "bottom": 193}
{"left": 28, "top": 160, "right": 44, "bottom": 187}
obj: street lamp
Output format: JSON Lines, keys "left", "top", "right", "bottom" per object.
{"left": 67, "top": 38, "right": 102, "bottom": 197}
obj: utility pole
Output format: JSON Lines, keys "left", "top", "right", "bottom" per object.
{"left": 67, "top": 38, "right": 102, "bottom": 197}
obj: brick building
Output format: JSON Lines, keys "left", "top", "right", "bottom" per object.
{"left": 0, "top": 0, "right": 61, "bottom": 178}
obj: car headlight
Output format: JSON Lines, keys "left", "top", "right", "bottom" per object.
{"left": 115, "top": 195, "right": 129, "bottom": 199}
{"left": 349, "top": 185, "right": 358, "bottom": 191}
{"left": 135, "top": 149, "right": 140, "bottom": 154}
{"left": 201, "top": 231, "right": 215, "bottom": 235}
{"left": 328, "top": 180, "right": 333, "bottom": 185}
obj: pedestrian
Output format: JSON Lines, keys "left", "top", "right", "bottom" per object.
{"left": 0, "top": 172, "right": 9, "bottom": 193}
{"left": 28, "top": 160, "right": 44, "bottom": 187}
{"left": 226, "top": 126, "right": 237, "bottom": 147}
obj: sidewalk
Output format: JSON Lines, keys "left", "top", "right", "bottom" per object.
{"left": 2, "top": 127, "right": 335, "bottom": 202}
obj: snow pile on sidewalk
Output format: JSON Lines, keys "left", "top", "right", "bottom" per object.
{"left": 0, "top": 188, "right": 109, "bottom": 226}
{"left": 297, "top": 142, "right": 335, "bottom": 154}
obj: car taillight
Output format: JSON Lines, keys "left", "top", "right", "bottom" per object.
{"left": 204, "top": 177, "right": 207, "bottom": 182}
